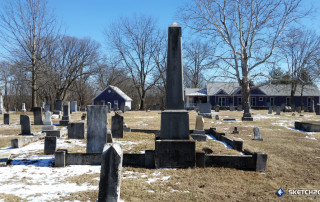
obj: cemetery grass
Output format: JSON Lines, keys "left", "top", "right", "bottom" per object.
{"left": 0, "top": 110, "right": 319, "bottom": 201}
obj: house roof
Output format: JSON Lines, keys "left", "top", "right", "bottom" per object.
{"left": 207, "top": 82, "right": 239, "bottom": 95}
{"left": 259, "top": 84, "right": 320, "bottom": 96}
{"left": 185, "top": 88, "right": 207, "bottom": 96}
{"left": 94, "top": 85, "right": 133, "bottom": 101}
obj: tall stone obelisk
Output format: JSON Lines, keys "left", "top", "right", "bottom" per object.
{"left": 155, "top": 23, "right": 195, "bottom": 168}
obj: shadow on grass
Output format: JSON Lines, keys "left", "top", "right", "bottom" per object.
{"left": 10, "top": 157, "right": 54, "bottom": 167}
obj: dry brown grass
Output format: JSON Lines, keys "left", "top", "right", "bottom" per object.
{"left": 1, "top": 109, "right": 320, "bottom": 201}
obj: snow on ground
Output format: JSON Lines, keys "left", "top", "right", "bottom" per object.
{"left": 0, "top": 135, "right": 101, "bottom": 201}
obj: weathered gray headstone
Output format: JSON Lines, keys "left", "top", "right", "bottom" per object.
{"left": 43, "top": 111, "right": 52, "bottom": 125}
{"left": 114, "top": 103, "right": 118, "bottom": 111}
{"left": 21, "top": 103, "right": 26, "bottom": 112}
{"left": 268, "top": 107, "right": 272, "bottom": 114}
{"left": 33, "top": 107, "right": 43, "bottom": 125}
{"left": 4, "top": 113, "right": 9, "bottom": 125}
{"left": 242, "top": 102, "right": 253, "bottom": 121}
{"left": 297, "top": 106, "right": 301, "bottom": 113}
{"left": 215, "top": 115, "right": 219, "bottom": 120}
{"left": 111, "top": 113, "right": 124, "bottom": 138}
{"left": 59, "top": 102, "right": 71, "bottom": 126}
{"left": 68, "top": 122, "right": 85, "bottom": 139}
{"left": 276, "top": 106, "right": 281, "bottom": 115}
{"left": 98, "top": 144, "right": 123, "bottom": 202}
{"left": 214, "top": 105, "right": 220, "bottom": 112}
{"left": 191, "top": 115, "right": 206, "bottom": 141}
{"left": 45, "top": 104, "right": 51, "bottom": 112}
{"left": 198, "top": 103, "right": 212, "bottom": 118}
{"left": 230, "top": 106, "right": 235, "bottom": 111}
{"left": 107, "top": 102, "right": 111, "bottom": 113}
{"left": 20, "top": 115, "right": 32, "bottom": 135}
{"left": 253, "top": 127, "right": 263, "bottom": 141}
{"left": 71, "top": 101, "right": 77, "bottom": 112}
{"left": 310, "top": 100, "right": 315, "bottom": 113}
{"left": 237, "top": 105, "right": 242, "bottom": 111}
{"left": 44, "top": 136, "right": 57, "bottom": 155}
{"left": 120, "top": 102, "right": 125, "bottom": 113}
{"left": 87, "top": 105, "right": 107, "bottom": 153}
{"left": 53, "top": 99, "right": 62, "bottom": 115}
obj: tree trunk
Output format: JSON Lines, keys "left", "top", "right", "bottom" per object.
{"left": 31, "top": 62, "right": 37, "bottom": 108}
{"left": 139, "top": 96, "right": 145, "bottom": 110}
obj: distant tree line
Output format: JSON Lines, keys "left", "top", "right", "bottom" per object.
{"left": 0, "top": 0, "right": 319, "bottom": 111}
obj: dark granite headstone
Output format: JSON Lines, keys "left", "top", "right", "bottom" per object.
{"left": 4, "top": 113, "right": 9, "bottom": 125}
{"left": 111, "top": 113, "right": 124, "bottom": 138}
{"left": 20, "top": 115, "right": 32, "bottom": 135}
{"left": 33, "top": 107, "right": 43, "bottom": 125}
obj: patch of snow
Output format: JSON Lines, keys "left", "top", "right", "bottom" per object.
{"left": 161, "top": 176, "right": 171, "bottom": 181}
{"left": 305, "top": 136, "right": 317, "bottom": 141}
{"left": 147, "top": 190, "right": 155, "bottom": 193}
{"left": 146, "top": 177, "right": 159, "bottom": 184}
{"left": 206, "top": 134, "right": 233, "bottom": 149}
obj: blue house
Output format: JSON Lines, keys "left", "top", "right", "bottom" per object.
{"left": 93, "top": 85, "right": 133, "bottom": 110}
{"left": 185, "top": 82, "right": 320, "bottom": 109}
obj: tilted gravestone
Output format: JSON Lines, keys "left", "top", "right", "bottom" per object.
{"left": 253, "top": 127, "right": 263, "bottom": 141}
{"left": 242, "top": 102, "right": 253, "bottom": 121}
{"left": 4, "top": 113, "right": 9, "bottom": 125}
{"left": 191, "top": 115, "right": 206, "bottom": 141}
{"left": 68, "top": 122, "right": 85, "bottom": 139}
{"left": 44, "top": 136, "right": 57, "bottom": 155}
{"left": 19, "top": 115, "right": 32, "bottom": 135}
{"left": 111, "top": 113, "right": 124, "bottom": 138}
{"left": 155, "top": 23, "right": 195, "bottom": 168}
{"left": 33, "top": 107, "right": 43, "bottom": 125}
{"left": 98, "top": 144, "right": 123, "bottom": 202}
{"left": 87, "top": 105, "right": 107, "bottom": 153}
{"left": 59, "top": 102, "right": 71, "bottom": 126}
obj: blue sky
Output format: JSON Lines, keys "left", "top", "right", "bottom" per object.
{"left": 49, "top": 0, "right": 185, "bottom": 46}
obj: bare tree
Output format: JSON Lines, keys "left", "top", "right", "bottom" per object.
{"left": 179, "top": 0, "right": 306, "bottom": 105}
{"left": 0, "top": 0, "right": 59, "bottom": 108}
{"left": 281, "top": 28, "right": 320, "bottom": 106}
{"left": 184, "top": 40, "right": 216, "bottom": 88}
{"left": 42, "top": 36, "right": 100, "bottom": 102}
{"left": 106, "top": 15, "right": 164, "bottom": 110}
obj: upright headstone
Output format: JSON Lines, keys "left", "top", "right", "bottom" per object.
{"left": 214, "top": 105, "right": 220, "bottom": 112}
{"left": 71, "top": 101, "right": 77, "bottom": 112}
{"left": 114, "top": 103, "right": 118, "bottom": 111}
{"left": 0, "top": 90, "right": 3, "bottom": 114}
{"left": 107, "top": 102, "right": 111, "bottom": 113}
{"left": 297, "top": 106, "right": 301, "bottom": 113}
{"left": 19, "top": 115, "right": 32, "bottom": 135}
{"left": 98, "top": 144, "right": 123, "bottom": 202}
{"left": 242, "top": 102, "right": 253, "bottom": 121}
{"left": 44, "top": 136, "right": 57, "bottom": 155}
{"left": 87, "top": 105, "right": 107, "bottom": 153}
{"left": 310, "top": 100, "right": 315, "bottom": 113}
{"left": 45, "top": 104, "right": 51, "bottom": 112}
{"left": 230, "top": 106, "right": 235, "bottom": 111}
{"left": 41, "top": 102, "right": 46, "bottom": 109}
{"left": 316, "top": 104, "right": 320, "bottom": 115}
{"left": 4, "top": 113, "right": 10, "bottom": 125}
{"left": 120, "top": 102, "right": 125, "bottom": 113}
{"left": 268, "top": 107, "right": 272, "bottom": 114}
{"left": 111, "top": 113, "right": 124, "bottom": 138}
{"left": 59, "top": 102, "right": 71, "bottom": 126}
{"left": 237, "top": 105, "right": 242, "bottom": 111}
{"left": 198, "top": 103, "right": 212, "bottom": 118}
{"left": 68, "top": 122, "right": 85, "bottom": 139}
{"left": 54, "top": 99, "right": 62, "bottom": 115}
{"left": 232, "top": 127, "right": 239, "bottom": 134}
{"left": 43, "top": 111, "right": 53, "bottom": 125}
{"left": 276, "top": 106, "right": 281, "bottom": 115}
{"left": 21, "top": 103, "right": 26, "bottom": 112}
{"left": 215, "top": 115, "right": 219, "bottom": 120}
{"left": 253, "top": 127, "right": 263, "bottom": 141}
{"left": 155, "top": 23, "right": 195, "bottom": 168}
{"left": 33, "top": 107, "right": 43, "bottom": 125}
